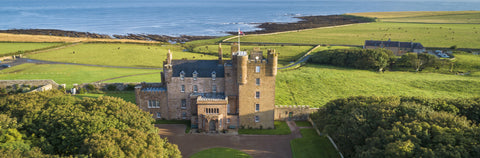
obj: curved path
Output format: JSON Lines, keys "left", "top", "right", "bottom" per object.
{"left": 278, "top": 45, "right": 321, "bottom": 70}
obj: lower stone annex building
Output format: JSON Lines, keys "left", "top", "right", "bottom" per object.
{"left": 135, "top": 43, "right": 278, "bottom": 132}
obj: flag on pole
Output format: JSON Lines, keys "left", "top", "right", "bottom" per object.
{"left": 238, "top": 30, "right": 245, "bottom": 36}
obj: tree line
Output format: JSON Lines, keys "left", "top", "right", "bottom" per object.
{"left": 0, "top": 90, "right": 181, "bottom": 157}
{"left": 309, "top": 49, "right": 454, "bottom": 72}
{"left": 311, "top": 96, "right": 480, "bottom": 158}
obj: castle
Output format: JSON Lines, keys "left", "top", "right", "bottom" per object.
{"left": 135, "top": 43, "right": 278, "bottom": 132}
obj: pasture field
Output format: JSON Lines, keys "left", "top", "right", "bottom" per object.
{"left": 275, "top": 64, "right": 480, "bottom": 107}
{"left": 102, "top": 73, "right": 161, "bottom": 83}
{"left": 290, "top": 128, "right": 340, "bottom": 158}
{"left": 380, "top": 13, "right": 480, "bottom": 24}
{"left": 28, "top": 43, "right": 218, "bottom": 68}
{"left": 451, "top": 52, "right": 480, "bottom": 72}
{"left": 190, "top": 148, "right": 251, "bottom": 158}
{"left": 75, "top": 91, "right": 136, "bottom": 103}
{"left": 0, "top": 42, "right": 63, "bottom": 55}
{"left": 348, "top": 11, "right": 480, "bottom": 20}
{"left": 231, "top": 22, "right": 480, "bottom": 48}
{"left": 0, "top": 63, "right": 160, "bottom": 88}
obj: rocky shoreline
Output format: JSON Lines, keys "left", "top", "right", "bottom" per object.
{"left": 0, "top": 15, "right": 374, "bottom": 43}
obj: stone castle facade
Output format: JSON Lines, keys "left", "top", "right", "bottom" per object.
{"left": 135, "top": 43, "right": 278, "bottom": 132}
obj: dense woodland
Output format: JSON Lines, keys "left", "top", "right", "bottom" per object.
{"left": 0, "top": 90, "right": 180, "bottom": 157}
{"left": 309, "top": 49, "right": 454, "bottom": 72}
{"left": 311, "top": 96, "right": 480, "bottom": 158}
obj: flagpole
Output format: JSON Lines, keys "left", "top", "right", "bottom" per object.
{"left": 237, "top": 28, "right": 240, "bottom": 52}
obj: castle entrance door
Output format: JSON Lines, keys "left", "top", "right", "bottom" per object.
{"left": 209, "top": 120, "right": 216, "bottom": 132}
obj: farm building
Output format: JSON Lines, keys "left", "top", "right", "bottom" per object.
{"left": 364, "top": 40, "right": 425, "bottom": 56}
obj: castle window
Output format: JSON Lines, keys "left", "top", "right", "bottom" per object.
{"left": 180, "top": 71, "right": 185, "bottom": 80}
{"left": 256, "top": 66, "right": 260, "bottom": 73}
{"left": 227, "top": 118, "right": 230, "bottom": 124}
{"left": 182, "top": 112, "right": 187, "bottom": 119}
{"left": 255, "top": 116, "right": 260, "bottom": 122}
{"left": 256, "top": 91, "right": 260, "bottom": 98}
{"left": 227, "top": 104, "right": 230, "bottom": 113}
{"left": 181, "top": 85, "right": 185, "bottom": 92}
{"left": 212, "top": 85, "right": 217, "bottom": 93}
{"left": 148, "top": 100, "right": 152, "bottom": 108}
{"left": 181, "top": 99, "right": 186, "bottom": 109}
{"left": 193, "top": 71, "right": 198, "bottom": 80}
{"left": 148, "top": 100, "right": 159, "bottom": 108}
{"left": 256, "top": 78, "right": 260, "bottom": 85}
{"left": 156, "top": 112, "right": 161, "bottom": 118}
{"left": 219, "top": 119, "right": 222, "bottom": 127}
{"left": 255, "top": 104, "right": 260, "bottom": 112}
{"left": 193, "top": 85, "right": 198, "bottom": 93}
{"left": 156, "top": 101, "right": 160, "bottom": 108}
{"left": 211, "top": 71, "right": 216, "bottom": 80}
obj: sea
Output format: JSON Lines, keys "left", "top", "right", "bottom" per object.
{"left": 1, "top": 0, "right": 479, "bottom": 36}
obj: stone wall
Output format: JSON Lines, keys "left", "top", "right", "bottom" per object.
{"left": 0, "top": 80, "right": 59, "bottom": 89}
{"left": 274, "top": 105, "right": 319, "bottom": 121}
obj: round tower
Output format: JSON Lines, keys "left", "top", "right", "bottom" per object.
{"left": 237, "top": 53, "right": 248, "bottom": 85}
{"left": 267, "top": 49, "right": 278, "bottom": 76}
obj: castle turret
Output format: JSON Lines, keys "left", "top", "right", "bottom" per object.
{"left": 267, "top": 49, "right": 278, "bottom": 76}
{"left": 218, "top": 43, "right": 223, "bottom": 65}
{"left": 237, "top": 52, "right": 248, "bottom": 85}
{"left": 164, "top": 50, "right": 173, "bottom": 83}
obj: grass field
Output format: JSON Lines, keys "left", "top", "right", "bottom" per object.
{"left": 27, "top": 43, "right": 218, "bottom": 68}
{"left": 275, "top": 64, "right": 480, "bottom": 107}
{"left": 0, "top": 42, "right": 64, "bottom": 55}
{"left": 102, "top": 73, "right": 161, "bottom": 83}
{"left": 348, "top": 11, "right": 480, "bottom": 20}
{"left": 190, "top": 148, "right": 251, "bottom": 158}
{"left": 75, "top": 91, "right": 136, "bottom": 103}
{"left": 0, "top": 63, "right": 160, "bottom": 88}
{"left": 290, "top": 129, "right": 340, "bottom": 158}
{"left": 231, "top": 22, "right": 480, "bottom": 48}
{"left": 238, "top": 121, "right": 291, "bottom": 135}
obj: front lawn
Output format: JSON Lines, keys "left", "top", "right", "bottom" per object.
{"left": 291, "top": 129, "right": 340, "bottom": 158}
{"left": 238, "top": 121, "right": 291, "bottom": 135}
{"left": 190, "top": 147, "right": 251, "bottom": 158}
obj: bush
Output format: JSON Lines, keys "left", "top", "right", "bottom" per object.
{"left": 85, "top": 84, "right": 96, "bottom": 91}
{"left": 310, "top": 48, "right": 395, "bottom": 71}
{"left": 125, "top": 84, "right": 136, "bottom": 91}
{"left": 106, "top": 84, "right": 117, "bottom": 91}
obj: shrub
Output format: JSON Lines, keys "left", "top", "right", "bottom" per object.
{"left": 85, "top": 84, "right": 96, "bottom": 91}
{"left": 106, "top": 84, "right": 117, "bottom": 91}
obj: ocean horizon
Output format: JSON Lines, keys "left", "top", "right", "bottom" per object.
{"left": 1, "top": 0, "right": 479, "bottom": 36}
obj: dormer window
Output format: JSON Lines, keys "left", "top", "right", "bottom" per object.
{"left": 211, "top": 71, "right": 216, "bottom": 80}
{"left": 193, "top": 70, "right": 198, "bottom": 81}
{"left": 180, "top": 71, "right": 185, "bottom": 80}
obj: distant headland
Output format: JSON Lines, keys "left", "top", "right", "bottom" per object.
{"left": 0, "top": 15, "right": 374, "bottom": 43}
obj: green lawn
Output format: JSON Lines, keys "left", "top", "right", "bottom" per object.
{"left": 232, "top": 22, "right": 480, "bottom": 48}
{"left": 451, "top": 52, "right": 480, "bottom": 72}
{"left": 190, "top": 147, "right": 251, "bottom": 158}
{"left": 275, "top": 64, "right": 480, "bottom": 107}
{"left": 238, "top": 121, "right": 291, "bottom": 135}
{"left": 75, "top": 91, "right": 136, "bottom": 103}
{"left": 0, "top": 42, "right": 63, "bottom": 55}
{"left": 27, "top": 43, "right": 218, "bottom": 68}
{"left": 290, "top": 129, "right": 340, "bottom": 158}
{"left": 0, "top": 63, "right": 160, "bottom": 88}
{"left": 349, "top": 11, "right": 480, "bottom": 20}
{"left": 294, "top": 121, "right": 312, "bottom": 127}
{"left": 102, "top": 73, "right": 161, "bottom": 83}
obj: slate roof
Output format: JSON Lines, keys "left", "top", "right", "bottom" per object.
{"left": 171, "top": 60, "right": 225, "bottom": 77}
{"left": 365, "top": 40, "right": 424, "bottom": 49}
